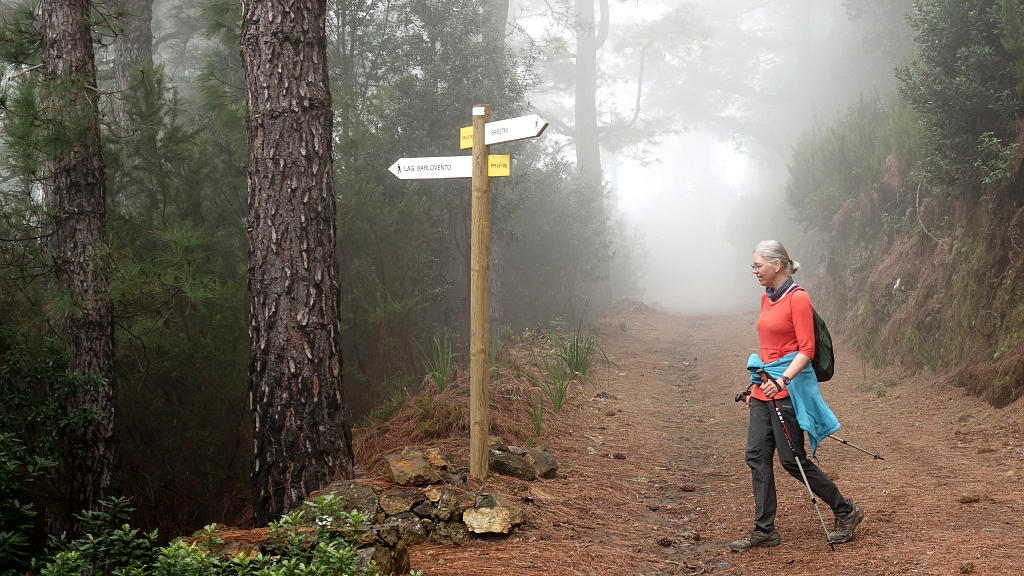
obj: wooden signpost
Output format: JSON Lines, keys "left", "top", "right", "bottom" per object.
{"left": 388, "top": 106, "right": 548, "bottom": 480}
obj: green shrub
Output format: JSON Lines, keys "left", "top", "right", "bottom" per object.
{"left": 0, "top": 434, "right": 53, "bottom": 575}
{"left": 0, "top": 336, "right": 101, "bottom": 573}
{"left": 34, "top": 495, "right": 391, "bottom": 576}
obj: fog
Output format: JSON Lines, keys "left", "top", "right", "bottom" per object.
{"left": 580, "top": 0, "right": 913, "bottom": 314}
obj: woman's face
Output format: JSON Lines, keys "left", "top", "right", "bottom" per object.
{"left": 751, "top": 253, "right": 784, "bottom": 288}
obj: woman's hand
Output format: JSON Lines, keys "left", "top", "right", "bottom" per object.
{"left": 759, "top": 377, "right": 783, "bottom": 399}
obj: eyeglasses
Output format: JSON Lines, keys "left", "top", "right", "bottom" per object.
{"left": 751, "top": 262, "right": 768, "bottom": 271}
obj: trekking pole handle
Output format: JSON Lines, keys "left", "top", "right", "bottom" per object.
{"left": 735, "top": 381, "right": 755, "bottom": 402}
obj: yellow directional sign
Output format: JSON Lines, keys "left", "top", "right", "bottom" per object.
{"left": 488, "top": 154, "right": 510, "bottom": 177}
{"left": 460, "top": 126, "right": 474, "bottom": 150}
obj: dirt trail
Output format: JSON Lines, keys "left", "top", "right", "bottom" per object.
{"left": 408, "top": 304, "right": 1024, "bottom": 575}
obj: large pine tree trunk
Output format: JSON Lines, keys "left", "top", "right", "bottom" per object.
{"left": 41, "top": 0, "right": 117, "bottom": 530}
{"left": 241, "top": 0, "right": 354, "bottom": 525}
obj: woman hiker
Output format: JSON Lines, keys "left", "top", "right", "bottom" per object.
{"left": 729, "top": 240, "right": 863, "bottom": 552}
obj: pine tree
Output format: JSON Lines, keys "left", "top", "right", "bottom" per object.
{"left": 40, "top": 0, "right": 117, "bottom": 530}
{"left": 241, "top": 0, "right": 354, "bottom": 524}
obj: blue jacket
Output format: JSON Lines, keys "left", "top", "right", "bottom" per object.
{"left": 747, "top": 352, "right": 839, "bottom": 456}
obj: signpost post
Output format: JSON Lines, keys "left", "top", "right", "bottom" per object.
{"left": 469, "top": 105, "right": 490, "bottom": 481}
{"left": 387, "top": 108, "right": 545, "bottom": 480}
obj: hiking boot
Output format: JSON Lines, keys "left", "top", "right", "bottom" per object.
{"left": 729, "top": 528, "right": 780, "bottom": 552}
{"left": 827, "top": 502, "right": 864, "bottom": 544}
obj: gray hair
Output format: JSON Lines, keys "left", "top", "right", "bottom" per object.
{"left": 754, "top": 240, "right": 800, "bottom": 274}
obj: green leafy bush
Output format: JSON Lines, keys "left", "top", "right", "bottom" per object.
{"left": 34, "top": 495, "right": 392, "bottom": 576}
{"left": 0, "top": 335, "right": 101, "bottom": 574}
{"left": 896, "top": 0, "right": 1023, "bottom": 188}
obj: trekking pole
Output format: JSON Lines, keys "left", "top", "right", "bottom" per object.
{"left": 757, "top": 370, "right": 835, "bottom": 550}
{"left": 828, "top": 434, "right": 884, "bottom": 460}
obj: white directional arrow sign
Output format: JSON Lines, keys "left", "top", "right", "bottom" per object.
{"left": 388, "top": 155, "right": 510, "bottom": 180}
{"left": 460, "top": 114, "right": 549, "bottom": 149}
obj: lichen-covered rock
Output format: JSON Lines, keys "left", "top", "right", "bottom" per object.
{"left": 306, "top": 481, "right": 382, "bottom": 523}
{"left": 357, "top": 542, "right": 409, "bottom": 576}
{"left": 384, "top": 448, "right": 443, "bottom": 486}
{"left": 431, "top": 520, "right": 469, "bottom": 545}
{"left": 435, "top": 488, "right": 462, "bottom": 521}
{"left": 380, "top": 489, "right": 421, "bottom": 515}
{"left": 382, "top": 512, "right": 429, "bottom": 547}
{"left": 462, "top": 495, "right": 526, "bottom": 534}
{"left": 412, "top": 499, "right": 437, "bottom": 518}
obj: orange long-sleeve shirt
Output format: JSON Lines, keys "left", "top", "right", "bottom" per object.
{"left": 751, "top": 286, "right": 816, "bottom": 401}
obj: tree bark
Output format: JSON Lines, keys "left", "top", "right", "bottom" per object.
{"left": 41, "top": 0, "right": 117, "bottom": 530}
{"left": 241, "top": 0, "right": 354, "bottom": 525}
{"left": 112, "top": 0, "right": 153, "bottom": 130}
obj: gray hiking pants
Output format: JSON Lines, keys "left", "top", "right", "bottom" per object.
{"left": 746, "top": 396, "right": 853, "bottom": 532}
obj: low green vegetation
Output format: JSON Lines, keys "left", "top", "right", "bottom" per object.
{"left": 420, "top": 329, "right": 455, "bottom": 392}
{"left": 872, "top": 382, "right": 888, "bottom": 398}
{"left": 519, "top": 320, "right": 602, "bottom": 412}
{"left": 30, "top": 495, "right": 414, "bottom": 576}
{"left": 785, "top": 1, "right": 1024, "bottom": 406}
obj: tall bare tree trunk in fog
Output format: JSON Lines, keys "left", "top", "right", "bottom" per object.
{"left": 241, "top": 0, "right": 354, "bottom": 525}
{"left": 112, "top": 0, "right": 153, "bottom": 129}
{"left": 575, "top": 0, "right": 608, "bottom": 192}
{"left": 483, "top": 0, "right": 509, "bottom": 329}
{"left": 41, "top": 0, "right": 117, "bottom": 531}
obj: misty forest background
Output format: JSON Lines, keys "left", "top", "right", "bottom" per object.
{"left": 4, "top": 0, "right": 1024, "bottom": 568}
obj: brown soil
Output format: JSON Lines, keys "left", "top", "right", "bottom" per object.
{"left": 358, "top": 303, "right": 1024, "bottom": 576}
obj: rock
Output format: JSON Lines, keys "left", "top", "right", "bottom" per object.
{"left": 442, "top": 469, "right": 468, "bottom": 484}
{"left": 384, "top": 448, "right": 443, "bottom": 486}
{"left": 307, "top": 481, "right": 382, "bottom": 523}
{"left": 374, "top": 522, "right": 401, "bottom": 547}
{"left": 431, "top": 520, "right": 469, "bottom": 545}
{"left": 435, "top": 488, "right": 463, "bottom": 521}
{"left": 215, "top": 538, "right": 260, "bottom": 559}
{"left": 462, "top": 495, "right": 526, "bottom": 534}
{"left": 379, "top": 489, "right": 421, "bottom": 516}
{"left": 382, "top": 512, "right": 429, "bottom": 547}
{"left": 488, "top": 449, "right": 537, "bottom": 481}
{"left": 357, "top": 542, "right": 409, "bottom": 576}
{"left": 457, "top": 492, "right": 477, "bottom": 512}
{"left": 422, "top": 447, "right": 452, "bottom": 471}
{"left": 412, "top": 499, "right": 437, "bottom": 518}
{"left": 526, "top": 445, "right": 558, "bottom": 479}
{"left": 506, "top": 445, "right": 528, "bottom": 456}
